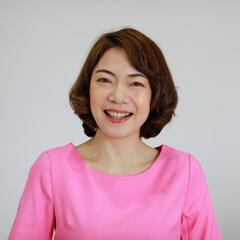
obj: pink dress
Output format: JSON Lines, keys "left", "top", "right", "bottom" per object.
{"left": 9, "top": 143, "right": 223, "bottom": 240}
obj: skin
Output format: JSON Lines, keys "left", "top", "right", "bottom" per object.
{"left": 76, "top": 48, "right": 159, "bottom": 176}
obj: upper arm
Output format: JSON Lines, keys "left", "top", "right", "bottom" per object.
{"left": 8, "top": 151, "right": 55, "bottom": 240}
{"left": 180, "top": 154, "right": 223, "bottom": 240}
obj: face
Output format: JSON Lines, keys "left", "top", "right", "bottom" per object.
{"left": 90, "top": 47, "right": 152, "bottom": 139}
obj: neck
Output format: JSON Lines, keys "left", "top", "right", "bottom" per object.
{"left": 88, "top": 129, "right": 149, "bottom": 167}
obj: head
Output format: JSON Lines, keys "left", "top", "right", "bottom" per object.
{"left": 69, "top": 28, "right": 178, "bottom": 139}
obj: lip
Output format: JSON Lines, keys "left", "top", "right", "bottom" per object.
{"left": 104, "top": 109, "right": 133, "bottom": 123}
{"left": 104, "top": 109, "right": 133, "bottom": 114}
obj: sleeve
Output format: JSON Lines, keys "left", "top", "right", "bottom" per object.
{"left": 8, "top": 151, "right": 55, "bottom": 240}
{"left": 180, "top": 154, "right": 223, "bottom": 240}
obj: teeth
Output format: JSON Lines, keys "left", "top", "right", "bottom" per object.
{"left": 106, "top": 111, "right": 131, "bottom": 119}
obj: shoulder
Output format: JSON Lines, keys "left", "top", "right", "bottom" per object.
{"left": 30, "top": 143, "right": 74, "bottom": 171}
{"left": 157, "top": 145, "right": 206, "bottom": 187}
{"left": 159, "top": 144, "right": 191, "bottom": 161}
{"left": 158, "top": 144, "right": 202, "bottom": 170}
{"left": 44, "top": 142, "right": 73, "bottom": 157}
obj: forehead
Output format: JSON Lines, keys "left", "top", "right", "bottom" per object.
{"left": 93, "top": 47, "right": 137, "bottom": 73}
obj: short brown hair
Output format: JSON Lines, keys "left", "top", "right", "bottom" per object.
{"left": 69, "top": 28, "right": 178, "bottom": 139}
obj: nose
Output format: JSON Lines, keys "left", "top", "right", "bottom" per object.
{"left": 108, "top": 83, "right": 129, "bottom": 104}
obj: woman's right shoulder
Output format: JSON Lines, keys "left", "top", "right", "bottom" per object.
{"left": 32, "top": 143, "right": 74, "bottom": 170}
{"left": 44, "top": 142, "right": 74, "bottom": 157}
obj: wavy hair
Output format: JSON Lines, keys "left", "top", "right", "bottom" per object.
{"left": 69, "top": 28, "right": 178, "bottom": 139}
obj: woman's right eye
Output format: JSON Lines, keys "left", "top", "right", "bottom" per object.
{"left": 97, "top": 78, "right": 111, "bottom": 83}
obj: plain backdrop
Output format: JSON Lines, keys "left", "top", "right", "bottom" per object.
{"left": 1, "top": 0, "right": 239, "bottom": 239}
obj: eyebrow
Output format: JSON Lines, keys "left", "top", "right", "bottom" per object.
{"left": 95, "top": 69, "right": 147, "bottom": 78}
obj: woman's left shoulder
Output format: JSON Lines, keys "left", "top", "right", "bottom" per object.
{"left": 158, "top": 144, "right": 200, "bottom": 166}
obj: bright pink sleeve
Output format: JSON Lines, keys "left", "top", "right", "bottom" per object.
{"left": 180, "top": 154, "right": 223, "bottom": 240}
{"left": 8, "top": 152, "right": 55, "bottom": 240}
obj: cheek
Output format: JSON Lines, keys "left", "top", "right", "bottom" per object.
{"left": 89, "top": 86, "right": 105, "bottom": 113}
{"left": 89, "top": 86, "right": 98, "bottom": 115}
{"left": 137, "top": 91, "right": 151, "bottom": 109}
{"left": 89, "top": 83, "right": 98, "bottom": 103}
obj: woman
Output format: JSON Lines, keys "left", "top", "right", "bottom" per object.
{"left": 9, "top": 28, "right": 223, "bottom": 239}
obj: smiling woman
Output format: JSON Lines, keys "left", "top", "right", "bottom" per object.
{"left": 89, "top": 47, "right": 152, "bottom": 139}
{"left": 69, "top": 28, "right": 178, "bottom": 139}
{"left": 8, "top": 28, "right": 223, "bottom": 240}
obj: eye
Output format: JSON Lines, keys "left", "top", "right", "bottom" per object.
{"left": 130, "top": 82, "right": 144, "bottom": 87}
{"left": 97, "top": 78, "right": 111, "bottom": 83}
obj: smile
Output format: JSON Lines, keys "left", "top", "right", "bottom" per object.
{"left": 103, "top": 110, "right": 133, "bottom": 123}
{"left": 105, "top": 111, "right": 132, "bottom": 119}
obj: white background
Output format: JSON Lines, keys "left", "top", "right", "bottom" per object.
{"left": 1, "top": 0, "right": 239, "bottom": 239}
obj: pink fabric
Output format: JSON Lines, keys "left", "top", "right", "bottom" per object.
{"left": 9, "top": 143, "right": 223, "bottom": 240}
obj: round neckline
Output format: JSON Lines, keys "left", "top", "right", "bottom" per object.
{"left": 69, "top": 142, "right": 165, "bottom": 178}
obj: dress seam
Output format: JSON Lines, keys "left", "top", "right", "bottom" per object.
{"left": 45, "top": 151, "right": 56, "bottom": 232}
{"left": 181, "top": 153, "right": 192, "bottom": 217}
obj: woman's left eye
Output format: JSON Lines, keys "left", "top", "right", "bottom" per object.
{"left": 131, "top": 82, "right": 144, "bottom": 87}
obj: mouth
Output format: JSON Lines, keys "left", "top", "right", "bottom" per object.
{"left": 104, "top": 110, "right": 133, "bottom": 120}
